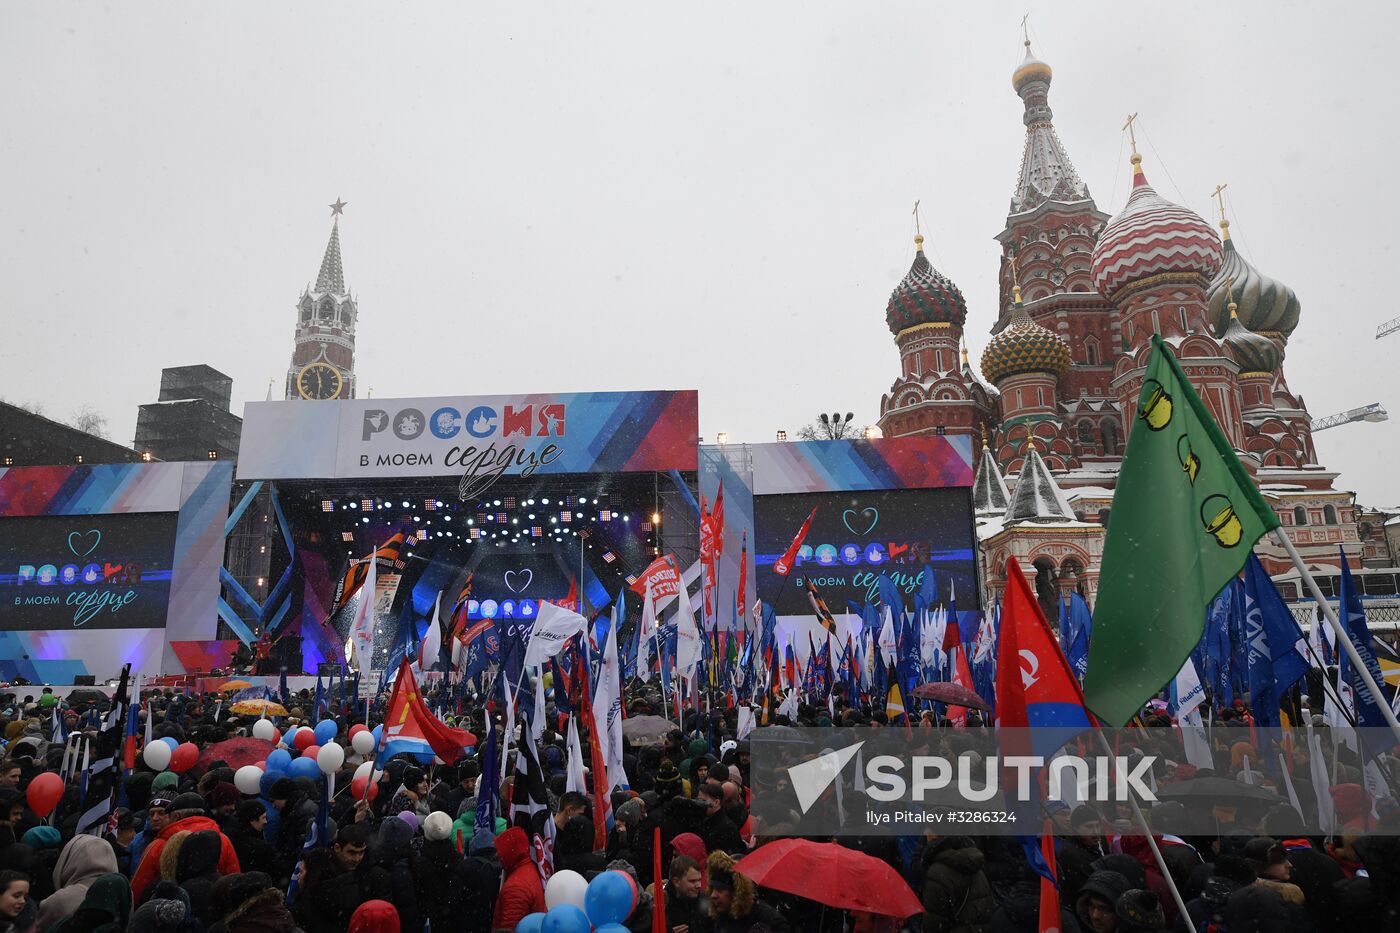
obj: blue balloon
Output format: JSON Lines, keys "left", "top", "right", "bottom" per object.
{"left": 594, "top": 925, "right": 630, "bottom": 933}
{"left": 585, "top": 871, "right": 638, "bottom": 926}
{"left": 517, "top": 913, "right": 547, "bottom": 933}
{"left": 541, "top": 905, "right": 591, "bottom": 933}
{"left": 314, "top": 719, "right": 339, "bottom": 744}
{"left": 266, "top": 748, "right": 292, "bottom": 772}
{"left": 258, "top": 768, "right": 286, "bottom": 798}
{"left": 371, "top": 724, "right": 383, "bottom": 746}
{"left": 159, "top": 736, "right": 179, "bottom": 751}
{"left": 288, "top": 756, "right": 321, "bottom": 780}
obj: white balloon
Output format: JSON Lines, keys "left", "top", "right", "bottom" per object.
{"left": 544, "top": 869, "right": 589, "bottom": 910}
{"left": 234, "top": 765, "right": 263, "bottom": 795}
{"left": 316, "top": 743, "right": 345, "bottom": 775}
{"left": 351, "top": 730, "right": 375, "bottom": 756}
{"left": 143, "top": 740, "right": 171, "bottom": 771}
{"left": 252, "top": 719, "right": 276, "bottom": 742}
{"left": 353, "top": 760, "right": 375, "bottom": 782}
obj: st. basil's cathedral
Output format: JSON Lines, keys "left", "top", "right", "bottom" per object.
{"left": 876, "top": 42, "right": 1356, "bottom": 614}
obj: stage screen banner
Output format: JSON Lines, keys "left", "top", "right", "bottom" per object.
{"left": 237, "top": 390, "right": 699, "bottom": 481}
{"left": 0, "top": 512, "right": 179, "bottom": 631}
{"left": 754, "top": 487, "right": 979, "bottom": 616}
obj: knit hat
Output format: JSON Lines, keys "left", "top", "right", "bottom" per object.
{"left": 655, "top": 760, "right": 681, "bottom": 786}
{"left": 151, "top": 771, "right": 179, "bottom": 792}
{"left": 423, "top": 811, "right": 452, "bottom": 842}
{"left": 1116, "top": 889, "right": 1165, "bottom": 929}
{"left": 128, "top": 895, "right": 191, "bottom": 933}
{"left": 210, "top": 782, "right": 240, "bottom": 809}
{"left": 269, "top": 778, "right": 298, "bottom": 802}
{"left": 1070, "top": 805, "right": 1102, "bottom": 830}
{"left": 402, "top": 766, "right": 425, "bottom": 787}
{"left": 22, "top": 825, "right": 61, "bottom": 850}
{"left": 148, "top": 795, "right": 175, "bottom": 812}
{"left": 170, "top": 792, "right": 206, "bottom": 814}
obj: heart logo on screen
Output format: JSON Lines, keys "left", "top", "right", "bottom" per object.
{"left": 67, "top": 530, "right": 101, "bottom": 558}
{"left": 504, "top": 569, "right": 534, "bottom": 594}
{"left": 842, "top": 508, "right": 878, "bottom": 537}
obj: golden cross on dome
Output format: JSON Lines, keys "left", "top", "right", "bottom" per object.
{"left": 912, "top": 199, "right": 923, "bottom": 238}
{"left": 1210, "top": 183, "right": 1231, "bottom": 239}
{"left": 1020, "top": 13, "right": 1030, "bottom": 45}
{"left": 1122, "top": 113, "right": 1139, "bottom": 154}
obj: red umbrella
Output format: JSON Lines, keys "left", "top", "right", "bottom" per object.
{"left": 733, "top": 839, "right": 923, "bottom": 918}
{"left": 910, "top": 681, "right": 990, "bottom": 711}
{"left": 198, "top": 737, "right": 275, "bottom": 770}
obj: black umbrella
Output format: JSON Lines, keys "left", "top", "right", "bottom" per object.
{"left": 1156, "top": 775, "right": 1281, "bottom": 804}
{"left": 64, "top": 687, "right": 111, "bottom": 710}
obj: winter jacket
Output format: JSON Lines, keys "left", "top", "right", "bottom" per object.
{"left": 1055, "top": 837, "right": 1106, "bottom": 910}
{"left": 225, "top": 822, "right": 278, "bottom": 881}
{"left": 206, "top": 887, "right": 302, "bottom": 933}
{"left": 920, "top": 836, "right": 996, "bottom": 933}
{"left": 35, "top": 836, "right": 119, "bottom": 933}
{"left": 698, "top": 811, "right": 744, "bottom": 858}
{"left": 1279, "top": 839, "right": 1344, "bottom": 930}
{"left": 416, "top": 838, "right": 463, "bottom": 932}
{"left": 987, "top": 880, "right": 1081, "bottom": 933}
{"left": 457, "top": 848, "right": 502, "bottom": 933}
{"left": 45, "top": 873, "right": 130, "bottom": 933}
{"left": 493, "top": 827, "right": 545, "bottom": 932}
{"left": 0, "top": 898, "right": 37, "bottom": 933}
{"left": 365, "top": 817, "right": 419, "bottom": 933}
{"left": 291, "top": 848, "right": 384, "bottom": 933}
{"left": 172, "top": 830, "right": 223, "bottom": 924}
{"left": 130, "top": 816, "right": 240, "bottom": 903}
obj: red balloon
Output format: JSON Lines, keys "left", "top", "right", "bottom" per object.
{"left": 348, "top": 724, "right": 368, "bottom": 739}
{"left": 350, "top": 775, "right": 379, "bottom": 801}
{"left": 302, "top": 745, "right": 320, "bottom": 760}
{"left": 26, "top": 772, "right": 62, "bottom": 818}
{"left": 170, "top": 742, "right": 199, "bottom": 774}
{"left": 254, "top": 760, "right": 266, "bottom": 770}
{"left": 293, "top": 728, "right": 316, "bottom": 750}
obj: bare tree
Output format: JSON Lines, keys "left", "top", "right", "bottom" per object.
{"left": 1, "top": 397, "right": 46, "bottom": 418}
{"left": 68, "top": 405, "right": 110, "bottom": 439}
{"left": 796, "top": 411, "right": 866, "bottom": 441}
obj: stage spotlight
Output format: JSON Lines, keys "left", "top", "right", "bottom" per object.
{"left": 623, "top": 515, "right": 630, "bottom": 522}
{"left": 413, "top": 516, "right": 421, "bottom": 522}
{"left": 321, "top": 500, "right": 334, "bottom": 512}
{"left": 361, "top": 517, "right": 369, "bottom": 524}
{"left": 504, "top": 497, "right": 516, "bottom": 508}
{"left": 466, "top": 518, "right": 474, "bottom": 525}
{"left": 652, "top": 511, "right": 661, "bottom": 524}
{"left": 541, "top": 497, "right": 550, "bottom": 505}
{"left": 444, "top": 515, "right": 452, "bottom": 522}
{"left": 716, "top": 432, "right": 729, "bottom": 445}
{"left": 578, "top": 497, "right": 589, "bottom": 505}
{"left": 528, "top": 513, "right": 536, "bottom": 520}
{"left": 359, "top": 499, "right": 372, "bottom": 511}
{"left": 348, "top": 501, "right": 358, "bottom": 509}
{"left": 424, "top": 499, "right": 436, "bottom": 511}
{"left": 140, "top": 451, "right": 153, "bottom": 462}
{"left": 776, "top": 430, "right": 788, "bottom": 441}
{"left": 341, "top": 531, "right": 355, "bottom": 542}
{"left": 561, "top": 511, "right": 572, "bottom": 522}
{"left": 402, "top": 501, "right": 410, "bottom": 508}
{"left": 600, "top": 510, "right": 612, "bottom": 521}
{"left": 512, "top": 518, "right": 519, "bottom": 525}
{"left": 493, "top": 499, "right": 501, "bottom": 507}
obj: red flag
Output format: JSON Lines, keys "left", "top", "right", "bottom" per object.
{"left": 652, "top": 826, "right": 667, "bottom": 933}
{"left": 995, "top": 560, "right": 1094, "bottom": 743}
{"left": 944, "top": 615, "right": 975, "bottom": 728}
{"left": 1038, "top": 823, "right": 1060, "bottom": 933}
{"left": 333, "top": 532, "right": 405, "bottom": 615}
{"left": 382, "top": 661, "right": 477, "bottom": 763}
{"left": 737, "top": 531, "right": 748, "bottom": 619}
{"left": 630, "top": 554, "right": 682, "bottom": 601}
{"left": 577, "top": 678, "right": 611, "bottom": 851}
{"left": 773, "top": 507, "right": 817, "bottom": 577}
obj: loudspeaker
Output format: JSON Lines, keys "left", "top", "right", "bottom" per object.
{"left": 317, "top": 662, "right": 344, "bottom": 677}
{"left": 73, "top": 675, "right": 96, "bottom": 686}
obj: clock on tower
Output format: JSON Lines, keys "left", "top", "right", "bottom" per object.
{"left": 295, "top": 361, "right": 344, "bottom": 400}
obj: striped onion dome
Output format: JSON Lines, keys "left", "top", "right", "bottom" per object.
{"left": 1206, "top": 236, "right": 1300, "bottom": 339}
{"left": 1091, "top": 157, "right": 1223, "bottom": 301}
{"left": 1222, "top": 302, "right": 1281, "bottom": 374}
{"left": 980, "top": 288, "right": 1071, "bottom": 383}
{"left": 886, "top": 235, "right": 968, "bottom": 334}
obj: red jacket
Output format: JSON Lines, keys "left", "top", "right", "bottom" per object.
{"left": 131, "top": 814, "right": 241, "bottom": 901}
{"left": 492, "top": 827, "right": 545, "bottom": 932}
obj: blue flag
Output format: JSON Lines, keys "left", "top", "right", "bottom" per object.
{"left": 1066, "top": 593, "right": 1092, "bottom": 681}
{"left": 1338, "top": 548, "right": 1390, "bottom": 729}
{"left": 1241, "top": 554, "right": 1309, "bottom": 728}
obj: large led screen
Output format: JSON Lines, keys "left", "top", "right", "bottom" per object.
{"left": 0, "top": 513, "right": 180, "bottom": 631}
{"left": 754, "top": 487, "right": 977, "bottom": 616}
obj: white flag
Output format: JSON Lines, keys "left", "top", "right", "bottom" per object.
{"left": 1173, "top": 659, "right": 1214, "bottom": 769}
{"left": 878, "top": 607, "right": 897, "bottom": 668}
{"left": 532, "top": 667, "right": 547, "bottom": 741}
{"left": 637, "top": 583, "right": 659, "bottom": 682}
{"left": 524, "top": 602, "right": 588, "bottom": 669}
{"left": 565, "top": 716, "right": 587, "bottom": 794}
{"left": 348, "top": 552, "right": 378, "bottom": 673}
{"left": 593, "top": 604, "right": 629, "bottom": 791}
{"left": 416, "top": 590, "right": 443, "bottom": 675}
{"left": 674, "top": 582, "right": 702, "bottom": 677}
{"left": 736, "top": 705, "right": 755, "bottom": 741}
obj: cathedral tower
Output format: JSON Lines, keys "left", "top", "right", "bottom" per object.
{"left": 286, "top": 200, "right": 358, "bottom": 400}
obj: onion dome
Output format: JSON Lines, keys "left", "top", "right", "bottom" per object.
{"left": 1206, "top": 231, "right": 1300, "bottom": 340}
{"left": 1012, "top": 41, "right": 1052, "bottom": 92}
{"left": 980, "top": 285, "right": 1071, "bottom": 383}
{"left": 885, "top": 234, "right": 968, "bottom": 335}
{"left": 1091, "top": 155, "right": 1223, "bottom": 301}
{"left": 1222, "top": 300, "right": 1282, "bottom": 375}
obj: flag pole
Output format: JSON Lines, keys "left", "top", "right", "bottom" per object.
{"left": 1093, "top": 730, "right": 1191, "bottom": 922}
{"left": 1271, "top": 529, "right": 1400, "bottom": 743}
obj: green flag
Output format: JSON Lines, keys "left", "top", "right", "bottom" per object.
{"left": 1083, "top": 334, "right": 1279, "bottom": 726}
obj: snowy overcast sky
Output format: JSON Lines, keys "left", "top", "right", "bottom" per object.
{"left": 2, "top": 2, "right": 1396, "bottom": 505}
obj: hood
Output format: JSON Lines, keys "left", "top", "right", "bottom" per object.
{"left": 73, "top": 872, "right": 132, "bottom": 927}
{"left": 374, "top": 814, "right": 415, "bottom": 861}
{"left": 53, "top": 833, "right": 119, "bottom": 889}
{"left": 159, "top": 813, "right": 221, "bottom": 839}
{"left": 1252, "top": 878, "right": 1305, "bottom": 906}
{"left": 926, "top": 836, "right": 985, "bottom": 874}
{"left": 673, "top": 833, "right": 706, "bottom": 872}
{"left": 496, "top": 826, "right": 531, "bottom": 871}
{"left": 176, "top": 829, "right": 224, "bottom": 881}
{"left": 348, "top": 898, "right": 400, "bottom": 933}
{"left": 1076, "top": 870, "right": 1131, "bottom": 917}
{"left": 707, "top": 850, "right": 755, "bottom": 919}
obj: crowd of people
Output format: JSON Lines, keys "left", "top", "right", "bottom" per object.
{"left": 0, "top": 680, "right": 1394, "bottom": 933}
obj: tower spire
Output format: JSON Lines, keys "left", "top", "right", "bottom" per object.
{"left": 315, "top": 201, "right": 347, "bottom": 293}
{"left": 1009, "top": 37, "right": 1091, "bottom": 215}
